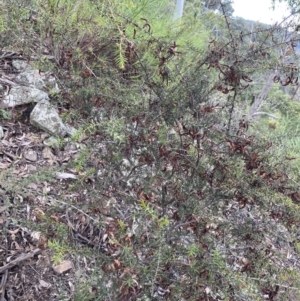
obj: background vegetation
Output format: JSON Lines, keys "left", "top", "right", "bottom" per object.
{"left": 1, "top": 0, "right": 300, "bottom": 300}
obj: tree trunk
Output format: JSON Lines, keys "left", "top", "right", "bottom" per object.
{"left": 248, "top": 71, "right": 277, "bottom": 121}
{"left": 173, "top": 0, "right": 185, "bottom": 21}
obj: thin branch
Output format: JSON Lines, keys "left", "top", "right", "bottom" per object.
{"left": 0, "top": 77, "right": 17, "bottom": 86}
{"left": 250, "top": 277, "right": 300, "bottom": 291}
{"left": 252, "top": 112, "right": 277, "bottom": 118}
{"left": 0, "top": 248, "right": 41, "bottom": 274}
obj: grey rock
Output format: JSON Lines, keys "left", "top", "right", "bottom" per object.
{"left": 0, "top": 126, "right": 3, "bottom": 139}
{"left": 0, "top": 60, "right": 76, "bottom": 139}
{"left": 0, "top": 86, "right": 49, "bottom": 108}
{"left": 30, "top": 101, "right": 67, "bottom": 137}
{"left": 53, "top": 260, "right": 73, "bottom": 274}
{"left": 13, "top": 60, "right": 59, "bottom": 92}
{"left": 0, "top": 84, "right": 5, "bottom": 92}
{"left": 64, "top": 124, "right": 77, "bottom": 137}
{"left": 24, "top": 149, "right": 38, "bottom": 161}
{"left": 12, "top": 60, "right": 31, "bottom": 71}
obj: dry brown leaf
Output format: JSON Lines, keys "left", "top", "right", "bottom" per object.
{"left": 16, "top": 133, "right": 26, "bottom": 141}
{"left": 27, "top": 183, "right": 38, "bottom": 190}
{"left": 43, "top": 182, "right": 51, "bottom": 194}
{"left": 39, "top": 279, "right": 51, "bottom": 289}
{"left": 7, "top": 228, "right": 20, "bottom": 235}
{"left": 11, "top": 241, "right": 22, "bottom": 250}
{"left": 32, "top": 208, "right": 45, "bottom": 218}
{"left": 12, "top": 168, "right": 21, "bottom": 174}
{"left": 1, "top": 139, "right": 15, "bottom": 147}
{"left": 114, "top": 259, "right": 121, "bottom": 269}
{"left": 0, "top": 162, "right": 11, "bottom": 169}
{"left": 17, "top": 194, "right": 24, "bottom": 203}
{"left": 42, "top": 146, "right": 56, "bottom": 160}
{"left": 50, "top": 215, "right": 60, "bottom": 222}
{"left": 38, "top": 235, "right": 48, "bottom": 250}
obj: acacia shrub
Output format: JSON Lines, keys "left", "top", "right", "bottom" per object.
{"left": 83, "top": 14, "right": 300, "bottom": 300}
{"left": 58, "top": 2, "right": 300, "bottom": 299}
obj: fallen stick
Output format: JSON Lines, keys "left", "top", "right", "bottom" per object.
{"left": 0, "top": 248, "right": 42, "bottom": 273}
{"left": 0, "top": 77, "right": 17, "bottom": 86}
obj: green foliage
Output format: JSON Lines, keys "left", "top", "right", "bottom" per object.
{"left": 48, "top": 239, "right": 70, "bottom": 264}
{"left": 0, "top": 109, "right": 11, "bottom": 120}
{"left": 251, "top": 88, "right": 300, "bottom": 180}
{"left": 73, "top": 149, "right": 90, "bottom": 172}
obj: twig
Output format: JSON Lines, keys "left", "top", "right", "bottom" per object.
{"left": 53, "top": 199, "right": 99, "bottom": 223}
{"left": 0, "top": 270, "right": 8, "bottom": 301}
{"left": 151, "top": 244, "right": 162, "bottom": 297}
{"left": 0, "top": 248, "right": 41, "bottom": 274}
{"left": 0, "top": 52, "right": 24, "bottom": 60}
{"left": 0, "top": 77, "right": 17, "bottom": 86}
{"left": 0, "top": 149, "right": 19, "bottom": 161}
{"left": 250, "top": 277, "right": 299, "bottom": 291}
{"left": 251, "top": 112, "right": 277, "bottom": 119}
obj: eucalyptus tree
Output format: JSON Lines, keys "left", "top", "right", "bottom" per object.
{"left": 173, "top": 0, "right": 185, "bottom": 20}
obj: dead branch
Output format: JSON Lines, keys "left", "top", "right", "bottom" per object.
{"left": 0, "top": 248, "right": 42, "bottom": 274}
